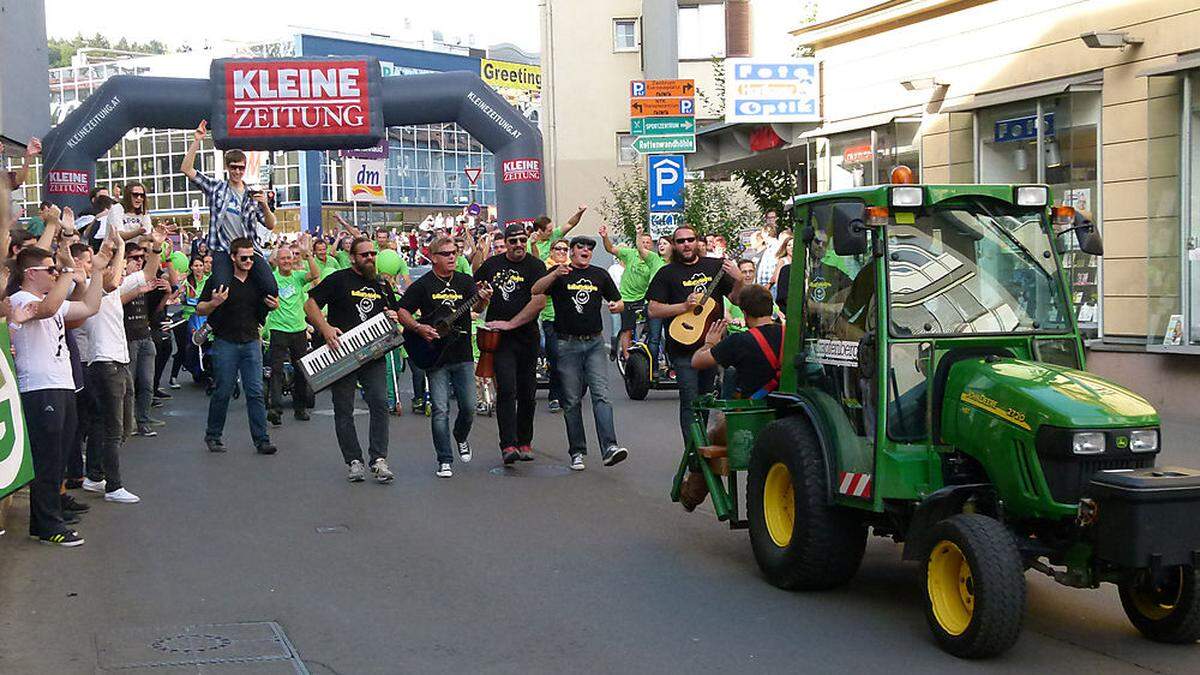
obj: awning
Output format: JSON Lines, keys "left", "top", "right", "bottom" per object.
{"left": 940, "top": 71, "right": 1102, "bottom": 113}
{"left": 1138, "top": 51, "right": 1200, "bottom": 78}
{"left": 798, "top": 108, "right": 922, "bottom": 139}
{"left": 689, "top": 119, "right": 821, "bottom": 177}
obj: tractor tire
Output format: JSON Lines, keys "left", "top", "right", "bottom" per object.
{"left": 623, "top": 349, "right": 651, "bottom": 401}
{"left": 922, "top": 514, "right": 1025, "bottom": 659}
{"left": 1119, "top": 566, "right": 1200, "bottom": 644}
{"left": 746, "top": 416, "right": 866, "bottom": 590}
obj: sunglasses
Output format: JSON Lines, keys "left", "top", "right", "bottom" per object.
{"left": 26, "top": 265, "right": 60, "bottom": 274}
{"left": 432, "top": 250, "right": 456, "bottom": 258}
{"left": 127, "top": 254, "right": 146, "bottom": 261}
{"left": 236, "top": 255, "right": 255, "bottom": 262}
{"left": 131, "top": 192, "right": 146, "bottom": 198}
{"left": 506, "top": 236, "right": 528, "bottom": 244}
{"left": 573, "top": 242, "right": 596, "bottom": 251}
{"left": 674, "top": 237, "right": 696, "bottom": 244}
{"left": 551, "top": 245, "right": 569, "bottom": 252}
{"left": 355, "top": 250, "right": 377, "bottom": 258}
{"left": 227, "top": 164, "right": 246, "bottom": 171}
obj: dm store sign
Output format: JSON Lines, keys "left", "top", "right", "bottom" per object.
{"left": 211, "top": 57, "right": 385, "bottom": 152}
{"left": 344, "top": 157, "right": 387, "bottom": 203}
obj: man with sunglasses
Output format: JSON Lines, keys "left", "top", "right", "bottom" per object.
{"left": 181, "top": 120, "right": 278, "bottom": 300}
{"left": 306, "top": 238, "right": 402, "bottom": 483}
{"left": 475, "top": 223, "right": 549, "bottom": 464}
{"left": 647, "top": 226, "right": 743, "bottom": 442}
{"left": 531, "top": 236, "right": 628, "bottom": 470}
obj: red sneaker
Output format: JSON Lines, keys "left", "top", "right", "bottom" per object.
{"left": 517, "top": 445, "right": 535, "bottom": 461}
{"left": 501, "top": 446, "right": 520, "bottom": 465}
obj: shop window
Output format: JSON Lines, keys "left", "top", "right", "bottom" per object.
{"left": 678, "top": 4, "right": 725, "bottom": 60}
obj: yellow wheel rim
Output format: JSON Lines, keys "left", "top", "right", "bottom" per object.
{"left": 763, "top": 463, "right": 794, "bottom": 548}
{"left": 1130, "top": 568, "right": 1183, "bottom": 621}
{"left": 928, "top": 541, "right": 974, "bottom": 636}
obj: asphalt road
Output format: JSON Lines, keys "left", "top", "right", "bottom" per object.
{"left": 2, "top": 367, "right": 1200, "bottom": 674}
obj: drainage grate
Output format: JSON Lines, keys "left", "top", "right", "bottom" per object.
{"left": 489, "top": 464, "right": 573, "bottom": 477}
{"left": 96, "top": 621, "right": 308, "bottom": 673}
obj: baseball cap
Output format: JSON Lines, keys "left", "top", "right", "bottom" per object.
{"left": 503, "top": 223, "right": 527, "bottom": 239}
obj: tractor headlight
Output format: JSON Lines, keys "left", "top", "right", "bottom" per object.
{"left": 1072, "top": 431, "right": 1106, "bottom": 455}
{"left": 891, "top": 186, "right": 923, "bottom": 207}
{"left": 1015, "top": 185, "right": 1048, "bottom": 207}
{"left": 1129, "top": 429, "right": 1159, "bottom": 452}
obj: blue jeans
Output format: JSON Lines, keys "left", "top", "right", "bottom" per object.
{"left": 427, "top": 361, "right": 477, "bottom": 464}
{"left": 557, "top": 336, "right": 617, "bottom": 455}
{"left": 206, "top": 338, "right": 269, "bottom": 446}
{"left": 673, "top": 353, "right": 717, "bottom": 444}
{"left": 541, "top": 320, "right": 564, "bottom": 403}
{"left": 127, "top": 336, "right": 156, "bottom": 425}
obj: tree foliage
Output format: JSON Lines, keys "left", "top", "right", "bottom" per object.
{"left": 733, "top": 168, "right": 800, "bottom": 231}
{"left": 48, "top": 33, "right": 169, "bottom": 68}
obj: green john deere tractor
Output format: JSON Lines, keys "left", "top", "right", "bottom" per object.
{"left": 671, "top": 183, "right": 1200, "bottom": 658}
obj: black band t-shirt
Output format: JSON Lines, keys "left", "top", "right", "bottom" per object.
{"left": 308, "top": 268, "right": 400, "bottom": 333}
{"left": 398, "top": 270, "right": 477, "bottom": 365}
{"left": 544, "top": 264, "right": 622, "bottom": 336}
{"left": 473, "top": 253, "right": 547, "bottom": 341}
{"left": 710, "top": 323, "right": 784, "bottom": 397}
{"left": 645, "top": 256, "right": 735, "bottom": 358}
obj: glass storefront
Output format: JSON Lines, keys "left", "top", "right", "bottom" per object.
{"left": 973, "top": 88, "right": 1101, "bottom": 336}
{"left": 1146, "top": 69, "right": 1200, "bottom": 351}
{"left": 815, "top": 118, "right": 921, "bottom": 190}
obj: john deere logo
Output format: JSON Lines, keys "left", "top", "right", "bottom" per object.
{"left": 1116, "top": 436, "right": 1128, "bottom": 449}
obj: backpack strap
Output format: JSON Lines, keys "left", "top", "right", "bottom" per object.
{"left": 747, "top": 326, "right": 781, "bottom": 399}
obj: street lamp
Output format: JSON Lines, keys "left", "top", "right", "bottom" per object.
{"left": 1079, "top": 31, "right": 1143, "bottom": 49}
{"left": 900, "top": 77, "right": 946, "bottom": 91}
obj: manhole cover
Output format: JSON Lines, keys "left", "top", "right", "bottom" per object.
{"left": 96, "top": 621, "right": 308, "bottom": 672}
{"left": 489, "top": 464, "right": 574, "bottom": 477}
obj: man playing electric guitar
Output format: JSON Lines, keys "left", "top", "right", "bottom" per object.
{"left": 397, "top": 236, "right": 493, "bottom": 477}
{"left": 646, "top": 225, "right": 742, "bottom": 442}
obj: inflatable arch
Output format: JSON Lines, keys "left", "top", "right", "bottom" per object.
{"left": 40, "top": 57, "right": 545, "bottom": 228}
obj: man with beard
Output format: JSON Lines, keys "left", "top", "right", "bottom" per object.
{"left": 305, "top": 237, "right": 401, "bottom": 483}
{"left": 531, "top": 236, "right": 627, "bottom": 470}
{"left": 647, "top": 226, "right": 743, "bottom": 442}
{"left": 474, "top": 223, "right": 549, "bottom": 465}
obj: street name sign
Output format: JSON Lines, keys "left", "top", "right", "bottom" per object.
{"left": 630, "top": 79, "right": 696, "bottom": 98}
{"left": 630, "top": 97, "right": 695, "bottom": 118}
{"left": 632, "top": 135, "right": 696, "bottom": 154}
{"left": 631, "top": 116, "right": 695, "bottom": 136}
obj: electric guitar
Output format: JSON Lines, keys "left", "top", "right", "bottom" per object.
{"left": 668, "top": 266, "right": 729, "bottom": 347}
{"left": 403, "top": 284, "right": 488, "bottom": 370}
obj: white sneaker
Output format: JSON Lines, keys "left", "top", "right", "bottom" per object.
{"left": 458, "top": 440, "right": 472, "bottom": 463}
{"left": 570, "top": 454, "right": 585, "bottom": 471}
{"left": 169, "top": 377, "right": 181, "bottom": 389}
{"left": 371, "top": 458, "right": 395, "bottom": 483}
{"left": 347, "top": 459, "right": 366, "bottom": 482}
{"left": 436, "top": 463, "right": 453, "bottom": 478}
{"left": 104, "top": 488, "right": 140, "bottom": 504}
{"left": 82, "top": 478, "right": 106, "bottom": 493}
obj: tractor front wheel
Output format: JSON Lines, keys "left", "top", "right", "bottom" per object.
{"left": 922, "top": 514, "right": 1025, "bottom": 658}
{"left": 746, "top": 416, "right": 866, "bottom": 590}
{"left": 1119, "top": 566, "right": 1200, "bottom": 643}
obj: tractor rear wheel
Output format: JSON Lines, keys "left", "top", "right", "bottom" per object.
{"left": 623, "top": 349, "right": 650, "bottom": 400}
{"left": 746, "top": 416, "right": 866, "bottom": 590}
{"left": 1119, "top": 566, "right": 1200, "bottom": 643}
{"left": 922, "top": 514, "right": 1025, "bottom": 658}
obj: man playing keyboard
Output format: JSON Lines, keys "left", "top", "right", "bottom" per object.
{"left": 304, "top": 237, "right": 401, "bottom": 483}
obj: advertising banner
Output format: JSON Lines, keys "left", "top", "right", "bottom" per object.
{"left": 344, "top": 157, "right": 387, "bottom": 203}
{"left": 210, "top": 57, "right": 385, "bottom": 151}
{"left": 724, "top": 58, "right": 820, "bottom": 123}
{"left": 0, "top": 324, "right": 33, "bottom": 500}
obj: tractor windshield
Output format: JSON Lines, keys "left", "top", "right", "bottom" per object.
{"left": 885, "top": 197, "right": 1070, "bottom": 336}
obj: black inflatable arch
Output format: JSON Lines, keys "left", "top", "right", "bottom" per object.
{"left": 41, "top": 62, "right": 544, "bottom": 227}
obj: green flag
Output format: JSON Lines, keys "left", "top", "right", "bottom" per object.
{"left": 0, "top": 323, "right": 34, "bottom": 500}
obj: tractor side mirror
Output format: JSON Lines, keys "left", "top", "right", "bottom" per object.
{"left": 1074, "top": 214, "right": 1104, "bottom": 256}
{"left": 831, "top": 203, "right": 868, "bottom": 256}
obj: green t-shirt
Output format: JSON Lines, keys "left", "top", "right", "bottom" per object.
{"left": 334, "top": 250, "right": 351, "bottom": 269}
{"left": 266, "top": 269, "right": 310, "bottom": 333}
{"left": 180, "top": 276, "right": 207, "bottom": 319}
{"left": 615, "top": 247, "right": 665, "bottom": 302}
{"left": 530, "top": 226, "right": 564, "bottom": 260}
{"left": 455, "top": 255, "right": 472, "bottom": 275}
{"left": 539, "top": 258, "right": 559, "bottom": 322}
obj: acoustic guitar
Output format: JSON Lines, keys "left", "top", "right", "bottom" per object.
{"left": 668, "top": 266, "right": 729, "bottom": 347}
{"left": 404, "top": 284, "right": 488, "bottom": 371}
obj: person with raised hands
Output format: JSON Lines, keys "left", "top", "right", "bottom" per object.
{"left": 265, "top": 232, "right": 320, "bottom": 426}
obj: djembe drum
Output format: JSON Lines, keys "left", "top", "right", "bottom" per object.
{"left": 476, "top": 327, "right": 500, "bottom": 378}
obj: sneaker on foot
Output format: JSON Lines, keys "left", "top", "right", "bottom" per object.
{"left": 517, "top": 445, "right": 535, "bottom": 462}
{"left": 82, "top": 478, "right": 106, "bottom": 493}
{"left": 570, "top": 454, "right": 586, "bottom": 471}
{"left": 151, "top": 399, "right": 164, "bottom": 408}
{"left": 267, "top": 410, "right": 282, "bottom": 426}
{"left": 64, "top": 477, "right": 84, "bottom": 490}
{"left": 458, "top": 440, "right": 472, "bottom": 463}
{"left": 436, "top": 463, "right": 453, "bottom": 478}
{"left": 169, "top": 378, "right": 181, "bottom": 389}
{"left": 347, "top": 459, "right": 366, "bottom": 482}
{"left": 205, "top": 438, "right": 226, "bottom": 453}
{"left": 294, "top": 409, "right": 311, "bottom": 421}
{"left": 153, "top": 389, "right": 172, "bottom": 400}
{"left": 548, "top": 399, "right": 562, "bottom": 413}
{"left": 256, "top": 441, "right": 277, "bottom": 455}
{"left": 61, "top": 494, "right": 90, "bottom": 513}
{"left": 603, "top": 445, "right": 629, "bottom": 467}
{"left": 39, "top": 530, "right": 84, "bottom": 547}
{"left": 104, "top": 488, "right": 140, "bottom": 504}
{"left": 371, "top": 458, "right": 395, "bottom": 483}
{"left": 132, "top": 425, "right": 157, "bottom": 437}
{"left": 501, "top": 446, "right": 519, "bottom": 465}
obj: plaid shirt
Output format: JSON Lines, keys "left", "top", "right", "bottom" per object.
{"left": 188, "top": 172, "right": 266, "bottom": 253}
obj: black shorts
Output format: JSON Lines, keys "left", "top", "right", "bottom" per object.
{"left": 620, "top": 299, "right": 646, "bottom": 334}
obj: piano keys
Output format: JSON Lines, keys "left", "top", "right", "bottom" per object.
{"left": 300, "top": 313, "right": 404, "bottom": 392}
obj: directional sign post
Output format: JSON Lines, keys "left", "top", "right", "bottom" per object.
{"left": 632, "top": 135, "right": 696, "bottom": 154}
{"left": 631, "top": 116, "right": 696, "bottom": 137}
{"left": 648, "top": 154, "right": 686, "bottom": 238}
{"left": 630, "top": 78, "right": 696, "bottom": 155}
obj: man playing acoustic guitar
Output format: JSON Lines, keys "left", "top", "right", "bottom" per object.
{"left": 647, "top": 225, "right": 743, "bottom": 442}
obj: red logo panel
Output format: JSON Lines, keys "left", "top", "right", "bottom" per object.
{"left": 502, "top": 158, "right": 541, "bottom": 183}
{"left": 224, "top": 60, "right": 372, "bottom": 139}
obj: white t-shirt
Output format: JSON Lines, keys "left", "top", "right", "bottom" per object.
{"left": 77, "top": 271, "right": 146, "bottom": 365}
{"left": 8, "top": 290, "right": 75, "bottom": 393}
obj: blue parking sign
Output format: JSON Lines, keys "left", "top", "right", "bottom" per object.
{"left": 648, "top": 154, "right": 685, "bottom": 213}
